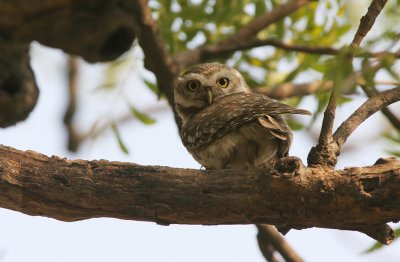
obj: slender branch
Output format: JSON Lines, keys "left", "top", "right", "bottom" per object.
{"left": 350, "top": 0, "right": 388, "bottom": 47}
{"left": 318, "top": 92, "right": 338, "bottom": 145}
{"left": 63, "top": 56, "right": 83, "bottom": 152}
{"left": 257, "top": 225, "right": 304, "bottom": 262}
{"left": 360, "top": 84, "right": 400, "bottom": 131}
{"left": 254, "top": 80, "right": 332, "bottom": 100}
{"left": 180, "top": 37, "right": 400, "bottom": 63}
{"left": 255, "top": 79, "right": 400, "bottom": 100}
{"left": 0, "top": 145, "right": 399, "bottom": 244}
{"left": 246, "top": 39, "right": 400, "bottom": 58}
{"left": 175, "top": 0, "right": 309, "bottom": 68}
{"left": 222, "top": 0, "right": 309, "bottom": 46}
{"left": 333, "top": 87, "right": 400, "bottom": 148}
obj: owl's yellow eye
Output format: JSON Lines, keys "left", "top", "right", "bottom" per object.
{"left": 217, "top": 77, "right": 229, "bottom": 88}
{"left": 186, "top": 80, "right": 200, "bottom": 92}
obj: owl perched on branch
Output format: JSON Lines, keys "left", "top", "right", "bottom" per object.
{"left": 174, "top": 63, "right": 311, "bottom": 170}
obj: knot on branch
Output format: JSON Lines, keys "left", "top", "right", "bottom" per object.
{"left": 374, "top": 157, "right": 398, "bottom": 166}
{"left": 356, "top": 224, "right": 395, "bottom": 245}
{"left": 307, "top": 142, "right": 339, "bottom": 168}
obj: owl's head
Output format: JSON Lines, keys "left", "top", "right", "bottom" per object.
{"left": 174, "top": 63, "right": 250, "bottom": 124}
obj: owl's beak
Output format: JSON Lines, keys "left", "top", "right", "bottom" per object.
{"left": 205, "top": 86, "right": 213, "bottom": 104}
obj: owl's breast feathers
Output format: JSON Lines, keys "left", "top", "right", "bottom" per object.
{"left": 180, "top": 92, "right": 311, "bottom": 151}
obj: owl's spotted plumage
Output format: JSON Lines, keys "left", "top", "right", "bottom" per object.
{"left": 174, "top": 63, "right": 310, "bottom": 170}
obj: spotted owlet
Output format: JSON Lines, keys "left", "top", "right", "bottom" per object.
{"left": 174, "top": 63, "right": 311, "bottom": 170}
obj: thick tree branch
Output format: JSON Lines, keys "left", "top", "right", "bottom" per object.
{"left": 0, "top": 145, "right": 398, "bottom": 244}
{"left": 0, "top": 0, "right": 138, "bottom": 126}
{"left": 0, "top": 0, "right": 136, "bottom": 62}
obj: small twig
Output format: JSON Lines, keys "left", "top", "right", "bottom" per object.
{"left": 63, "top": 56, "right": 82, "bottom": 152}
{"left": 333, "top": 86, "right": 400, "bottom": 148}
{"left": 257, "top": 225, "right": 304, "bottom": 262}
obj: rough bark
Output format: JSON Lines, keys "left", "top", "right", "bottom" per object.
{"left": 0, "top": 145, "right": 398, "bottom": 244}
{"left": 0, "top": 0, "right": 136, "bottom": 63}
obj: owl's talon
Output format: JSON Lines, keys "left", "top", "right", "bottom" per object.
{"left": 274, "top": 156, "right": 304, "bottom": 177}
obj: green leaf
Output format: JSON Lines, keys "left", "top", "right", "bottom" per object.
{"left": 111, "top": 123, "right": 129, "bottom": 154}
{"left": 381, "top": 55, "right": 400, "bottom": 82}
{"left": 364, "top": 241, "right": 383, "bottom": 254}
{"left": 130, "top": 106, "right": 156, "bottom": 125}
{"left": 361, "top": 58, "right": 377, "bottom": 89}
{"left": 287, "top": 119, "right": 305, "bottom": 131}
{"left": 143, "top": 78, "right": 160, "bottom": 95}
{"left": 384, "top": 131, "right": 400, "bottom": 143}
{"left": 388, "top": 151, "right": 400, "bottom": 157}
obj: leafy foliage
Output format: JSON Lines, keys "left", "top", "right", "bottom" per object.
{"left": 130, "top": 105, "right": 156, "bottom": 125}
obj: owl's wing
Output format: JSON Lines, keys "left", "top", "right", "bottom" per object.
{"left": 257, "top": 114, "right": 293, "bottom": 158}
{"left": 181, "top": 92, "right": 310, "bottom": 150}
